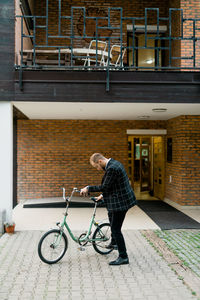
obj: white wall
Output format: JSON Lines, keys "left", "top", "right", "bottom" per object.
{"left": 0, "top": 102, "right": 13, "bottom": 222}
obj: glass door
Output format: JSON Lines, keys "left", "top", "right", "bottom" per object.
{"left": 128, "top": 136, "right": 151, "bottom": 192}
{"left": 128, "top": 135, "right": 165, "bottom": 198}
{"left": 128, "top": 138, "right": 134, "bottom": 186}
{"left": 128, "top": 136, "right": 140, "bottom": 188}
{"left": 140, "top": 137, "right": 151, "bottom": 192}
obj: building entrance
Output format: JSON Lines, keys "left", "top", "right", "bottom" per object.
{"left": 128, "top": 135, "right": 165, "bottom": 200}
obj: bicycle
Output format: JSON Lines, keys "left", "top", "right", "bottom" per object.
{"left": 38, "top": 187, "right": 113, "bottom": 264}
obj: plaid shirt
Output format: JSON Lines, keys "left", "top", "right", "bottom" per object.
{"left": 88, "top": 158, "right": 137, "bottom": 211}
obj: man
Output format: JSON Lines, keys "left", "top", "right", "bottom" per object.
{"left": 80, "top": 153, "right": 137, "bottom": 266}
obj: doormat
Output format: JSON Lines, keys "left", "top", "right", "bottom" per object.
{"left": 137, "top": 200, "right": 200, "bottom": 230}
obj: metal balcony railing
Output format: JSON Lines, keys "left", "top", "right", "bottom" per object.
{"left": 15, "top": 3, "right": 200, "bottom": 89}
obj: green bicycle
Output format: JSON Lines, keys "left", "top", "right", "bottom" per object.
{"left": 38, "top": 187, "right": 113, "bottom": 264}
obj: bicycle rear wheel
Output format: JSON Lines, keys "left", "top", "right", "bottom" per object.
{"left": 92, "top": 223, "right": 113, "bottom": 255}
{"left": 38, "top": 229, "right": 68, "bottom": 264}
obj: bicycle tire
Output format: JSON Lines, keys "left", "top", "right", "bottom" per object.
{"left": 38, "top": 229, "right": 68, "bottom": 264}
{"left": 92, "top": 223, "right": 113, "bottom": 255}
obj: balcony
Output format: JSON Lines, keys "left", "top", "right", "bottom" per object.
{"left": 15, "top": 1, "right": 200, "bottom": 73}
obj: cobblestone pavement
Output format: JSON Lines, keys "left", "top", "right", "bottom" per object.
{"left": 154, "top": 230, "right": 200, "bottom": 278}
{"left": 0, "top": 230, "right": 199, "bottom": 300}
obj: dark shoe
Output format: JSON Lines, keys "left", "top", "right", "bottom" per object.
{"left": 109, "top": 257, "right": 129, "bottom": 266}
{"left": 106, "top": 243, "right": 118, "bottom": 250}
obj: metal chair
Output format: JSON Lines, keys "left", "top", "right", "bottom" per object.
{"left": 106, "top": 44, "right": 126, "bottom": 68}
{"left": 83, "top": 40, "right": 107, "bottom": 67}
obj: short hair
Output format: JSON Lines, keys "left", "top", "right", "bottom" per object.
{"left": 90, "top": 153, "right": 106, "bottom": 164}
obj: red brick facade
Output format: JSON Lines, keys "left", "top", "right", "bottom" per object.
{"left": 17, "top": 119, "right": 165, "bottom": 199}
{"left": 166, "top": 115, "right": 200, "bottom": 205}
{"left": 181, "top": 0, "right": 200, "bottom": 69}
{"left": 17, "top": 117, "right": 200, "bottom": 206}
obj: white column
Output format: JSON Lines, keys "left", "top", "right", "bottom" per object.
{"left": 0, "top": 102, "right": 13, "bottom": 222}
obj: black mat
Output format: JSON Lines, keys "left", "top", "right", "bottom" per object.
{"left": 23, "top": 202, "right": 93, "bottom": 208}
{"left": 23, "top": 199, "right": 105, "bottom": 209}
{"left": 137, "top": 200, "right": 200, "bottom": 230}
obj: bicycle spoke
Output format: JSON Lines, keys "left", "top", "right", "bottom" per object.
{"left": 42, "top": 233, "right": 64, "bottom": 260}
{"left": 92, "top": 223, "right": 113, "bottom": 255}
{"left": 38, "top": 229, "right": 68, "bottom": 264}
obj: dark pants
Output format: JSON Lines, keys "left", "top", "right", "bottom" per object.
{"left": 108, "top": 210, "right": 128, "bottom": 259}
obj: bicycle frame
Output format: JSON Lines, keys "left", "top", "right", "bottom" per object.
{"left": 59, "top": 187, "right": 102, "bottom": 244}
{"left": 38, "top": 187, "right": 112, "bottom": 264}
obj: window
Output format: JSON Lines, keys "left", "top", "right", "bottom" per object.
{"left": 128, "top": 33, "right": 164, "bottom": 69}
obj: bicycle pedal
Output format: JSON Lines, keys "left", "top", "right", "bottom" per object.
{"left": 78, "top": 247, "right": 85, "bottom": 251}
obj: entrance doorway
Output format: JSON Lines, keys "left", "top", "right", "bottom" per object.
{"left": 128, "top": 135, "right": 165, "bottom": 200}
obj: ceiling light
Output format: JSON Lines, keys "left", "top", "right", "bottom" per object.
{"left": 138, "top": 115, "right": 150, "bottom": 119}
{"left": 152, "top": 108, "right": 167, "bottom": 112}
{"left": 146, "top": 59, "right": 154, "bottom": 64}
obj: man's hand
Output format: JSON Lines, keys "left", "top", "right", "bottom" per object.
{"left": 96, "top": 194, "right": 103, "bottom": 201}
{"left": 80, "top": 186, "right": 89, "bottom": 196}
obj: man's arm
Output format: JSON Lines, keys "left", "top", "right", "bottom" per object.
{"left": 88, "top": 167, "right": 117, "bottom": 193}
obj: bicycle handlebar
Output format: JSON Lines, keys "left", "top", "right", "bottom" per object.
{"left": 61, "top": 187, "right": 102, "bottom": 204}
{"left": 73, "top": 187, "right": 80, "bottom": 193}
{"left": 90, "top": 197, "right": 98, "bottom": 203}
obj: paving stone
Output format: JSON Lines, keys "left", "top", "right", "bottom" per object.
{"left": 154, "top": 230, "right": 200, "bottom": 277}
{"left": 0, "top": 230, "right": 199, "bottom": 300}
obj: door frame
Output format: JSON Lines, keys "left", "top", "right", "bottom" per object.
{"left": 153, "top": 136, "right": 165, "bottom": 200}
{"left": 127, "top": 132, "right": 166, "bottom": 199}
{"left": 140, "top": 136, "right": 151, "bottom": 192}
{"left": 128, "top": 135, "right": 153, "bottom": 191}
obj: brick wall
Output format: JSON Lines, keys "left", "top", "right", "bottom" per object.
{"left": 17, "top": 117, "right": 200, "bottom": 206}
{"left": 168, "top": 0, "right": 181, "bottom": 67}
{"left": 17, "top": 119, "right": 166, "bottom": 200}
{"left": 180, "top": 0, "right": 200, "bottom": 69}
{"left": 166, "top": 115, "right": 200, "bottom": 205}
{"left": 33, "top": 0, "right": 169, "bottom": 52}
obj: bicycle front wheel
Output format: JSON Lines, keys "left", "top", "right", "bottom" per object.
{"left": 92, "top": 223, "right": 113, "bottom": 255}
{"left": 38, "top": 229, "right": 68, "bottom": 264}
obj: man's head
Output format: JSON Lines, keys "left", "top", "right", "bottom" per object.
{"left": 90, "top": 153, "right": 108, "bottom": 170}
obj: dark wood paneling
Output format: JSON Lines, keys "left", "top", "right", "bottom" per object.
{"left": 14, "top": 71, "right": 200, "bottom": 103}
{"left": 0, "top": 0, "right": 15, "bottom": 101}
{"left": 14, "top": 70, "right": 200, "bottom": 83}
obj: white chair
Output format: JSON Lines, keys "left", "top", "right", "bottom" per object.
{"left": 106, "top": 44, "right": 126, "bottom": 68}
{"left": 83, "top": 40, "right": 107, "bottom": 66}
